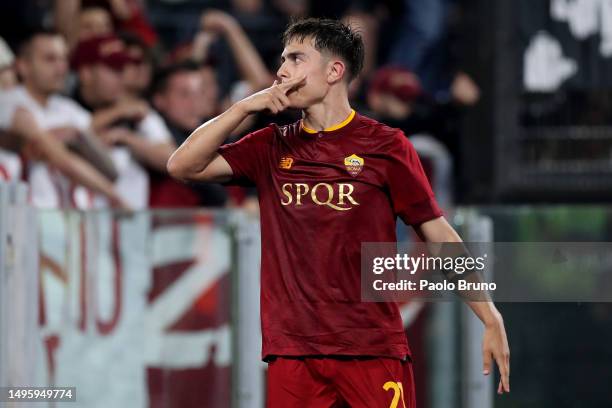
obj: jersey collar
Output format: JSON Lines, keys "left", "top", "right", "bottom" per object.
{"left": 301, "top": 109, "right": 356, "bottom": 134}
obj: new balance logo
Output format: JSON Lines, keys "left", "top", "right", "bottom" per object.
{"left": 279, "top": 157, "right": 294, "bottom": 169}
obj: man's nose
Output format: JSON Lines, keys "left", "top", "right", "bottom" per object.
{"left": 276, "top": 64, "right": 289, "bottom": 80}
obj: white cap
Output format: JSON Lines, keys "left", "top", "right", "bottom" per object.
{"left": 0, "top": 37, "right": 15, "bottom": 70}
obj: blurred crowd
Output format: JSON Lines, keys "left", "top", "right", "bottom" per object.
{"left": 0, "top": 0, "right": 479, "bottom": 211}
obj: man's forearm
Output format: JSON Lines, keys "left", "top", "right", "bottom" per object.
{"left": 167, "top": 102, "right": 249, "bottom": 179}
{"left": 466, "top": 300, "right": 502, "bottom": 326}
{"left": 225, "top": 22, "right": 271, "bottom": 90}
{"left": 69, "top": 129, "right": 118, "bottom": 181}
{"left": 54, "top": 0, "right": 81, "bottom": 48}
{"left": 123, "top": 135, "right": 175, "bottom": 173}
{"left": 34, "top": 136, "right": 123, "bottom": 206}
{"left": 418, "top": 217, "right": 503, "bottom": 325}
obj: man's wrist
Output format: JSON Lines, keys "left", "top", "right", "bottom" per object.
{"left": 232, "top": 100, "right": 252, "bottom": 117}
{"left": 483, "top": 308, "right": 503, "bottom": 328}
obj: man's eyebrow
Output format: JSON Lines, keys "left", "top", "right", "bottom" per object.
{"left": 280, "top": 51, "right": 306, "bottom": 62}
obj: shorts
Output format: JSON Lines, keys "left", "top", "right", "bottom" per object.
{"left": 266, "top": 356, "right": 416, "bottom": 408}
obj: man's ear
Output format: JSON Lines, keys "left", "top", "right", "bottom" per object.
{"left": 15, "top": 58, "right": 28, "bottom": 80}
{"left": 327, "top": 59, "right": 347, "bottom": 84}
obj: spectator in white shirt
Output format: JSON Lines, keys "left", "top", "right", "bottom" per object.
{"left": 0, "top": 29, "right": 123, "bottom": 208}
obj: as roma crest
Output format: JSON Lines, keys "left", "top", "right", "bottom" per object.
{"left": 344, "top": 154, "right": 364, "bottom": 177}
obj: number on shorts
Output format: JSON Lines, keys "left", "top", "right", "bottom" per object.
{"left": 383, "top": 381, "right": 407, "bottom": 408}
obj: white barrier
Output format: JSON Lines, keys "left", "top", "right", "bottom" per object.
{"left": 0, "top": 182, "right": 39, "bottom": 408}
{"left": 1, "top": 204, "right": 264, "bottom": 408}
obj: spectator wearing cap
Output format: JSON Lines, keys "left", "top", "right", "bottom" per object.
{"left": 72, "top": 34, "right": 175, "bottom": 209}
{"left": 119, "top": 32, "right": 154, "bottom": 99}
{"left": 0, "top": 30, "right": 116, "bottom": 208}
{"left": 0, "top": 30, "right": 124, "bottom": 208}
{"left": 150, "top": 61, "right": 228, "bottom": 208}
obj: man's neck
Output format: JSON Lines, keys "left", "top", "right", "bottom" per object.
{"left": 302, "top": 90, "right": 352, "bottom": 131}
{"left": 24, "top": 83, "right": 50, "bottom": 107}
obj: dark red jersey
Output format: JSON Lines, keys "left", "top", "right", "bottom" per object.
{"left": 219, "top": 111, "right": 443, "bottom": 360}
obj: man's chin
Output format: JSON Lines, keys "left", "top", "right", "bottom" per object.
{"left": 287, "top": 95, "right": 308, "bottom": 110}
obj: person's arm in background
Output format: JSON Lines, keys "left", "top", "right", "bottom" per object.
{"left": 54, "top": 0, "right": 82, "bottom": 49}
{"left": 47, "top": 126, "right": 118, "bottom": 181}
{"left": 167, "top": 75, "right": 304, "bottom": 182}
{"left": 10, "top": 107, "right": 128, "bottom": 208}
{"left": 99, "top": 127, "right": 175, "bottom": 173}
{"left": 90, "top": 99, "right": 149, "bottom": 133}
{"left": 200, "top": 10, "right": 272, "bottom": 92}
{"left": 415, "top": 216, "right": 510, "bottom": 395}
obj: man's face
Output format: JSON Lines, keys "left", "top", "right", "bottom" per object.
{"left": 155, "top": 71, "right": 206, "bottom": 131}
{"left": 122, "top": 45, "right": 152, "bottom": 96}
{"left": 81, "top": 63, "right": 125, "bottom": 107}
{"left": 79, "top": 8, "right": 113, "bottom": 40}
{"left": 276, "top": 38, "right": 331, "bottom": 109}
{"left": 19, "top": 35, "right": 68, "bottom": 94}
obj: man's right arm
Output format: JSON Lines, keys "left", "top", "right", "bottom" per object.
{"left": 11, "top": 108, "right": 128, "bottom": 208}
{"left": 167, "top": 75, "right": 304, "bottom": 183}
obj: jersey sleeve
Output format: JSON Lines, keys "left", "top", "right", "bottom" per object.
{"left": 217, "top": 125, "right": 275, "bottom": 186}
{"left": 386, "top": 131, "right": 443, "bottom": 226}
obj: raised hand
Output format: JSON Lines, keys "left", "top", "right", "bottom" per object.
{"left": 115, "top": 99, "right": 149, "bottom": 122}
{"left": 237, "top": 75, "right": 306, "bottom": 115}
{"left": 200, "top": 10, "right": 239, "bottom": 35}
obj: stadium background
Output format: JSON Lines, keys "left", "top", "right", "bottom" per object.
{"left": 1, "top": 0, "right": 612, "bottom": 407}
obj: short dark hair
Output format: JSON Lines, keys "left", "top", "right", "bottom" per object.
{"left": 151, "top": 60, "right": 201, "bottom": 96}
{"left": 17, "top": 28, "right": 61, "bottom": 57}
{"left": 282, "top": 18, "right": 364, "bottom": 81}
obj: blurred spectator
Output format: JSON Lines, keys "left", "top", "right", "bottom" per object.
{"left": 0, "top": 30, "right": 124, "bottom": 207}
{"left": 152, "top": 62, "right": 207, "bottom": 145}
{"left": 55, "top": 1, "right": 114, "bottom": 48}
{"left": 198, "top": 10, "right": 274, "bottom": 137}
{"left": 0, "top": 41, "right": 23, "bottom": 182}
{"left": 55, "top": 0, "right": 158, "bottom": 49}
{"left": 150, "top": 61, "right": 228, "bottom": 207}
{"left": 308, "top": 0, "right": 403, "bottom": 96}
{"left": 78, "top": 5, "right": 115, "bottom": 40}
{"left": 165, "top": 10, "right": 274, "bottom": 135}
{"left": 71, "top": 34, "right": 175, "bottom": 209}
{"left": 0, "top": 108, "right": 127, "bottom": 207}
{"left": 367, "top": 65, "right": 453, "bottom": 205}
{"left": 387, "top": 0, "right": 480, "bottom": 105}
{"left": 197, "top": 10, "right": 271, "bottom": 105}
{"left": 120, "top": 32, "right": 155, "bottom": 98}
{"left": 161, "top": 10, "right": 277, "bottom": 211}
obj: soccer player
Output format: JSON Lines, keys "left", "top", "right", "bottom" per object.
{"left": 168, "top": 18, "right": 509, "bottom": 407}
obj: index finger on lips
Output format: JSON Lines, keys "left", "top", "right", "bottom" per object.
{"left": 278, "top": 75, "right": 306, "bottom": 93}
